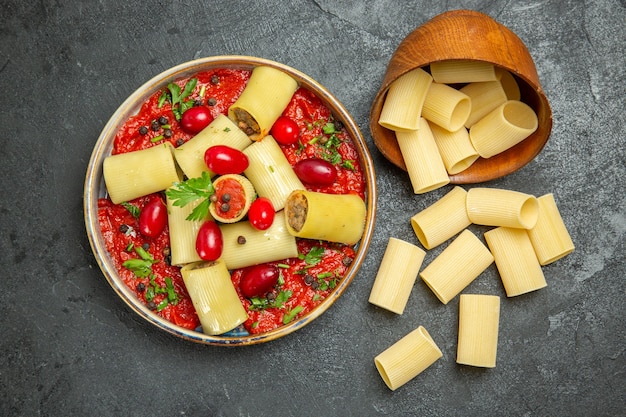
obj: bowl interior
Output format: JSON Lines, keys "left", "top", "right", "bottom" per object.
{"left": 84, "top": 56, "right": 377, "bottom": 346}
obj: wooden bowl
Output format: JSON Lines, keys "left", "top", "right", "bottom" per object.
{"left": 370, "top": 9, "right": 552, "bottom": 184}
{"left": 84, "top": 56, "right": 377, "bottom": 346}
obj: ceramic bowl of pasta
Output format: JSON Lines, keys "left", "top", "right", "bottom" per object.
{"left": 84, "top": 56, "right": 377, "bottom": 346}
{"left": 370, "top": 9, "right": 552, "bottom": 188}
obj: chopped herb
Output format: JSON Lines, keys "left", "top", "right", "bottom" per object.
{"left": 276, "top": 263, "right": 290, "bottom": 269}
{"left": 158, "top": 77, "right": 198, "bottom": 121}
{"left": 223, "top": 127, "right": 231, "bottom": 132}
{"left": 150, "top": 135, "right": 164, "bottom": 143}
{"left": 283, "top": 305, "right": 304, "bottom": 324}
{"left": 342, "top": 159, "right": 356, "bottom": 171}
{"left": 165, "top": 171, "right": 215, "bottom": 221}
{"left": 121, "top": 202, "right": 140, "bottom": 218}
{"left": 322, "top": 122, "right": 336, "bottom": 134}
{"left": 299, "top": 246, "right": 325, "bottom": 266}
{"left": 122, "top": 246, "right": 158, "bottom": 278}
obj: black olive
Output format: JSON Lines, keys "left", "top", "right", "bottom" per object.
{"left": 342, "top": 257, "right": 353, "bottom": 266}
{"left": 142, "top": 242, "right": 150, "bottom": 251}
{"left": 158, "top": 116, "right": 168, "bottom": 125}
{"left": 163, "top": 129, "right": 173, "bottom": 138}
{"left": 221, "top": 193, "right": 231, "bottom": 203}
{"left": 151, "top": 120, "right": 160, "bottom": 131}
{"left": 147, "top": 301, "right": 157, "bottom": 310}
{"left": 136, "top": 283, "right": 146, "bottom": 292}
{"left": 211, "top": 75, "right": 219, "bottom": 84}
{"left": 139, "top": 126, "right": 148, "bottom": 135}
{"left": 220, "top": 203, "right": 230, "bottom": 212}
{"left": 119, "top": 224, "right": 129, "bottom": 233}
{"left": 207, "top": 97, "right": 217, "bottom": 106}
{"left": 311, "top": 280, "right": 320, "bottom": 290}
{"left": 334, "top": 120, "right": 344, "bottom": 131}
{"left": 304, "top": 274, "right": 314, "bottom": 285}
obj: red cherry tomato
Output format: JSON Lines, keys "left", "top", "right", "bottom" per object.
{"left": 180, "top": 106, "right": 212, "bottom": 134}
{"left": 138, "top": 197, "right": 168, "bottom": 238}
{"left": 248, "top": 197, "right": 275, "bottom": 230}
{"left": 195, "top": 220, "right": 223, "bottom": 261}
{"left": 240, "top": 264, "right": 280, "bottom": 298}
{"left": 293, "top": 158, "right": 337, "bottom": 186}
{"left": 204, "top": 145, "right": 249, "bottom": 175}
{"left": 270, "top": 116, "right": 299, "bottom": 145}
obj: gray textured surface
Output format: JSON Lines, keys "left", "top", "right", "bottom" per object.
{"left": 1, "top": 1, "right": 624, "bottom": 416}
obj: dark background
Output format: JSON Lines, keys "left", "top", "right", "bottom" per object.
{"left": 1, "top": 1, "right": 624, "bottom": 416}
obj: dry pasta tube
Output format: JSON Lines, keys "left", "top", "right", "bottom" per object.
{"left": 103, "top": 142, "right": 181, "bottom": 204}
{"left": 396, "top": 118, "right": 450, "bottom": 194}
{"left": 457, "top": 294, "right": 500, "bottom": 368}
{"left": 466, "top": 187, "right": 539, "bottom": 229}
{"left": 243, "top": 135, "right": 304, "bottom": 211}
{"left": 219, "top": 211, "right": 298, "bottom": 270}
{"left": 284, "top": 190, "right": 366, "bottom": 245}
{"left": 422, "top": 83, "right": 471, "bottom": 131}
{"left": 180, "top": 260, "right": 248, "bottom": 335}
{"left": 368, "top": 238, "right": 426, "bottom": 314}
{"left": 460, "top": 80, "right": 507, "bottom": 128}
{"left": 420, "top": 230, "right": 494, "bottom": 304}
{"left": 378, "top": 67, "right": 433, "bottom": 131}
{"left": 527, "top": 193, "right": 575, "bottom": 265}
{"left": 173, "top": 114, "right": 251, "bottom": 179}
{"left": 495, "top": 67, "right": 521, "bottom": 101}
{"left": 375, "top": 326, "right": 442, "bottom": 391}
{"left": 166, "top": 193, "right": 207, "bottom": 266}
{"left": 430, "top": 60, "right": 497, "bottom": 84}
{"left": 411, "top": 186, "right": 471, "bottom": 250}
{"left": 469, "top": 100, "right": 538, "bottom": 158}
{"left": 228, "top": 66, "right": 298, "bottom": 140}
{"left": 428, "top": 122, "right": 479, "bottom": 175}
{"left": 484, "top": 227, "right": 547, "bottom": 297}
{"left": 208, "top": 174, "right": 256, "bottom": 223}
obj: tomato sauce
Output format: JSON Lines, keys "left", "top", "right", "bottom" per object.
{"left": 98, "top": 68, "right": 366, "bottom": 335}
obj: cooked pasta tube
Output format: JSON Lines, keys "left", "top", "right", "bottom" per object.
{"left": 420, "top": 230, "right": 494, "bottom": 304}
{"left": 173, "top": 114, "right": 251, "bottom": 179}
{"left": 396, "top": 118, "right": 450, "bottom": 194}
{"left": 430, "top": 60, "right": 497, "bottom": 84}
{"left": 422, "top": 82, "right": 471, "bottom": 132}
{"left": 243, "top": 135, "right": 304, "bottom": 211}
{"left": 527, "top": 193, "right": 575, "bottom": 265}
{"left": 166, "top": 193, "right": 207, "bottom": 266}
{"left": 180, "top": 260, "right": 248, "bottom": 335}
{"left": 375, "top": 326, "right": 442, "bottom": 391}
{"left": 466, "top": 187, "right": 538, "bottom": 229}
{"left": 495, "top": 67, "right": 521, "bottom": 101}
{"left": 228, "top": 66, "right": 298, "bottom": 140}
{"left": 284, "top": 190, "right": 366, "bottom": 245}
{"left": 460, "top": 80, "right": 507, "bottom": 128}
{"left": 103, "top": 142, "right": 181, "bottom": 204}
{"left": 208, "top": 174, "right": 256, "bottom": 223}
{"left": 378, "top": 67, "right": 433, "bottom": 131}
{"left": 457, "top": 294, "right": 500, "bottom": 368}
{"left": 469, "top": 100, "right": 538, "bottom": 158}
{"left": 428, "top": 122, "right": 479, "bottom": 175}
{"left": 219, "top": 211, "right": 298, "bottom": 270}
{"left": 411, "top": 186, "right": 471, "bottom": 250}
{"left": 484, "top": 227, "right": 547, "bottom": 297}
{"left": 368, "top": 238, "right": 426, "bottom": 314}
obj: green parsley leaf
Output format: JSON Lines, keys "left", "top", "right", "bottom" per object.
{"left": 122, "top": 247, "right": 158, "bottom": 278}
{"left": 283, "top": 305, "right": 304, "bottom": 324}
{"left": 322, "top": 122, "right": 336, "bottom": 134}
{"left": 121, "top": 202, "right": 140, "bottom": 218}
{"left": 165, "top": 171, "right": 215, "bottom": 221}
{"left": 299, "top": 246, "right": 325, "bottom": 266}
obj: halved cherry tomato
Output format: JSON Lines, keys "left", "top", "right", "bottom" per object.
{"left": 240, "top": 264, "right": 280, "bottom": 298}
{"left": 195, "top": 220, "right": 223, "bottom": 261}
{"left": 180, "top": 106, "right": 212, "bottom": 134}
{"left": 270, "top": 116, "right": 299, "bottom": 145}
{"left": 138, "top": 197, "right": 168, "bottom": 238}
{"left": 293, "top": 158, "right": 337, "bottom": 186}
{"left": 248, "top": 197, "right": 275, "bottom": 230}
{"left": 204, "top": 145, "right": 249, "bottom": 175}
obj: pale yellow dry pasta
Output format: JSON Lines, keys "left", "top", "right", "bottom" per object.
{"left": 208, "top": 174, "right": 256, "bottom": 223}
{"left": 469, "top": 100, "right": 538, "bottom": 158}
{"left": 228, "top": 66, "right": 298, "bottom": 140}
{"left": 411, "top": 186, "right": 471, "bottom": 250}
{"left": 422, "top": 82, "right": 471, "bottom": 131}
{"left": 375, "top": 326, "right": 442, "bottom": 391}
{"left": 495, "top": 67, "right": 521, "bottom": 101}
{"left": 166, "top": 193, "right": 206, "bottom": 266}
{"left": 466, "top": 187, "right": 539, "bottom": 229}
{"left": 396, "top": 118, "right": 450, "bottom": 194}
{"left": 173, "top": 114, "right": 251, "bottom": 179}
{"left": 484, "top": 227, "right": 547, "bottom": 297}
{"left": 368, "top": 238, "right": 426, "bottom": 314}
{"left": 428, "top": 122, "right": 479, "bottom": 175}
{"left": 430, "top": 60, "right": 497, "bottom": 84}
{"left": 460, "top": 80, "right": 508, "bottom": 128}
{"left": 243, "top": 135, "right": 304, "bottom": 211}
{"left": 420, "top": 229, "right": 494, "bottom": 304}
{"left": 284, "top": 190, "right": 366, "bottom": 245}
{"left": 219, "top": 211, "right": 298, "bottom": 270}
{"left": 103, "top": 142, "right": 181, "bottom": 204}
{"left": 527, "top": 193, "right": 575, "bottom": 265}
{"left": 378, "top": 67, "right": 433, "bottom": 131}
{"left": 457, "top": 294, "right": 500, "bottom": 368}
{"left": 180, "top": 260, "right": 248, "bottom": 335}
